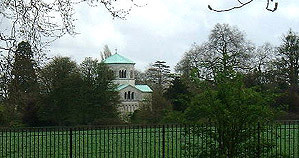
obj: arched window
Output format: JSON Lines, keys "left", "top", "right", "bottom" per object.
{"left": 119, "top": 69, "right": 127, "bottom": 78}
{"left": 119, "top": 70, "right": 122, "bottom": 78}
{"left": 124, "top": 92, "right": 127, "bottom": 99}
{"left": 131, "top": 92, "right": 134, "bottom": 100}
{"left": 127, "top": 91, "right": 131, "bottom": 99}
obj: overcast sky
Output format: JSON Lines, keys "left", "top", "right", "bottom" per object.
{"left": 50, "top": 0, "right": 299, "bottom": 71}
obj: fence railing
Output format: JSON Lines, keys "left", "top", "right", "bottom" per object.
{"left": 0, "top": 121, "right": 298, "bottom": 157}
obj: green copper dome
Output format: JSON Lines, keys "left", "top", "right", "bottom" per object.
{"left": 103, "top": 54, "right": 135, "bottom": 64}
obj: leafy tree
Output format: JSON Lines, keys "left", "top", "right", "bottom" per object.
{"left": 176, "top": 24, "right": 254, "bottom": 81}
{"left": 39, "top": 57, "right": 121, "bottom": 125}
{"left": 183, "top": 72, "right": 279, "bottom": 157}
{"left": 131, "top": 89, "right": 171, "bottom": 124}
{"left": 7, "top": 41, "right": 40, "bottom": 126}
{"left": 38, "top": 57, "right": 82, "bottom": 125}
{"left": 164, "top": 76, "right": 190, "bottom": 112}
{"left": 79, "top": 57, "right": 120, "bottom": 125}
{"left": 0, "top": 103, "right": 5, "bottom": 126}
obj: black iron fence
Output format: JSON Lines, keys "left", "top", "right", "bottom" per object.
{"left": 0, "top": 121, "right": 298, "bottom": 157}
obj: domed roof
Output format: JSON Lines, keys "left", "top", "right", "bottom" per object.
{"left": 103, "top": 53, "right": 135, "bottom": 64}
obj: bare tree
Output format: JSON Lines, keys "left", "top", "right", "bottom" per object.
{"left": 0, "top": 0, "right": 142, "bottom": 53}
{"left": 100, "top": 45, "right": 112, "bottom": 60}
{"left": 208, "top": 0, "right": 278, "bottom": 12}
{"left": 176, "top": 24, "right": 254, "bottom": 81}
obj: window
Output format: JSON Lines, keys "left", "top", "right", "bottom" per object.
{"left": 119, "top": 70, "right": 122, "bottom": 78}
{"left": 125, "top": 91, "right": 135, "bottom": 100}
{"left": 119, "top": 69, "right": 127, "bottom": 78}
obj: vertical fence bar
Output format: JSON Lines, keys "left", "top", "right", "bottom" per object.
{"left": 257, "top": 122, "right": 261, "bottom": 158}
{"left": 1, "top": 129, "right": 3, "bottom": 158}
{"left": 162, "top": 124, "right": 165, "bottom": 158}
{"left": 69, "top": 128, "right": 72, "bottom": 158}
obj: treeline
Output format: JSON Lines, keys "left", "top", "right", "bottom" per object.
{"left": 132, "top": 23, "right": 299, "bottom": 124}
{"left": 0, "top": 42, "right": 120, "bottom": 127}
{"left": 1, "top": 23, "right": 298, "bottom": 127}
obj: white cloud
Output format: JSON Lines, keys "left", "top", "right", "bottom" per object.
{"left": 46, "top": 0, "right": 299, "bottom": 71}
{"left": 280, "top": 5, "right": 299, "bottom": 19}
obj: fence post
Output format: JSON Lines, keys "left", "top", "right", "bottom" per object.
{"left": 70, "top": 128, "right": 73, "bottom": 158}
{"left": 257, "top": 122, "right": 261, "bottom": 158}
{"left": 162, "top": 125, "right": 166, "bottom": 158}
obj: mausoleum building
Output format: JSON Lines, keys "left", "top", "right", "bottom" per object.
{"left": 103, "top": 53, "right": 152, "bottom": 114}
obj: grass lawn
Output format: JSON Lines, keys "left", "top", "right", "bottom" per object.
{"left": 0, "top": 123, "right": 298, "bottom": 158}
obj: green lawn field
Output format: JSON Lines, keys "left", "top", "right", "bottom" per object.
{"left": 0, "top": 124, "right": 298, "bottom": 158}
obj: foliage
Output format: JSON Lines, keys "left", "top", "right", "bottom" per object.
{"left": 131, "top": 89, "right": 171, "bottom": 124}
{"left": 183, "top": 72, "right": 278, "bottom": 157}
{"left": 145, "top": 60, "right": 172, "bottom": 90}
{"left": 164, "top": 76, "right": 191, "bottom": 112}
{"left": 272, "top": 30, "right": 299, "bottom": 112}
{"left": 39, "top": 57, "right": 121, "bottom": 126}
{"left": 38, "top": 57, "right": 82, "bottom": 125}
{"left": 0, "top": 103, "right": 5, "bottom": 125}
{"left": 79, "top": 57, "right": 121, "bottom": 125}
{"left": 134, "top": 69, "right": 148, "bottom": 85}
{"left": 276, "top": 30, "right": 299, "bottom": 89}
{"left": 7, "top": 41, "right": 40, "bottom": 126}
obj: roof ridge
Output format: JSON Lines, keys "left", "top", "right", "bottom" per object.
{"left": 103, "top": 53, "right": 135, "bottom": 64}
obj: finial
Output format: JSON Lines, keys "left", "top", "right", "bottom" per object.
{"left": 115, "top": 48, "right": 118, "bottom": 54}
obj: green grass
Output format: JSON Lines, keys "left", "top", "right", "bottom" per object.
{"left": 0, "top": 124, "right": 298, "bottom": 158}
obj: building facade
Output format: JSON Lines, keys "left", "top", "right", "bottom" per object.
{"left": 103, "top": 53, "right": 152, "bottom": 115}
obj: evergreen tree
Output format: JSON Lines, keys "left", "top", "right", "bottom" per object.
{"left": 8, "top": 41, "right": 39, "bottom": 126}
{"left": 275, "top": 30, "right": 299, "bottom": 112}
{"left": 146, "top": 61, "right": 171, "bottom": 90}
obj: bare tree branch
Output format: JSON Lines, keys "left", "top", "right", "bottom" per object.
{"left": 0, "top": 0, "right": 143, "bottom": 99}
{"left": 208, "top": 0, "right": 278, "bottom": 12}
{"left": 266, "top": 0, "right": 278, "bottom": 12}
